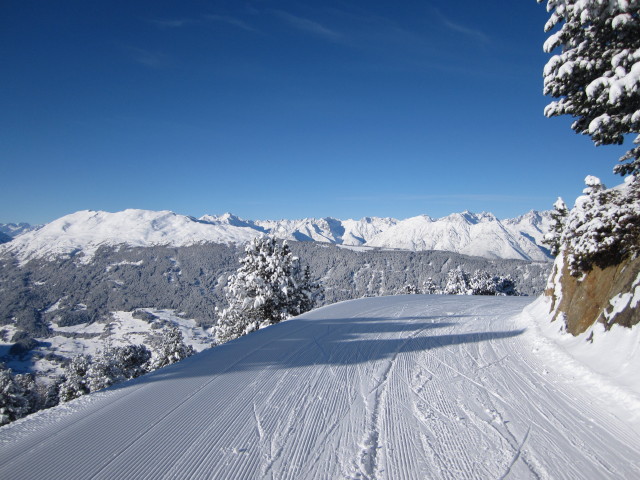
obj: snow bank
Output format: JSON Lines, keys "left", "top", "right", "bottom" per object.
{"left": 520, "top": 296, "right": 640, "bottom": 419}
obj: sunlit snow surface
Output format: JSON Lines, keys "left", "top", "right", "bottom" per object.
{"left": 1, "top": 296, "right": 639, "bottom": 479}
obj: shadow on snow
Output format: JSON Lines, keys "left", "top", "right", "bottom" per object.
{"left": 116, "top": 312, "right": 525, "bottom": 389}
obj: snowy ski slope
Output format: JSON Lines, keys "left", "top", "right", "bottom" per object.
{"left": 1, "top": 296, "right": 639, "bottom": 479}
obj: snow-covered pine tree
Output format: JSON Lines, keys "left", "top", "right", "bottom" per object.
{"left": 14, "top": 373, "right": 39, "bottom": 415}
{"left": 86, "top": 349, "right": 125, "bottom": 393}
{"left": 58, "top": 355, "right": 92, "bottom": 402}
{"left": 214, "top": 237, "right": 320, "bottom": 344}
{"left": 295, "top": 265, "right": 323, "bottom": 314}
{"left": 443, "top": 268, "right": 471, "bottom": 295}
{"left": 58, "top": 343, "right": 154, "bottom": 401}
{"left": 114, "top": 344, "right": 152, "bottom": 379}
{"left": 539, "top": 0, "right": 640, "bottom": 176}
{"left": 0, "top": 366, "right": 30, "bottom": 426}
{"left": 422, "top": 278, "right": 440, "bottom": 294}
{"left": 543, "top": 197, "right": 569, "bottom": 256}
{"left": 1, "top": 368, "right": 61, "bottom": 426}
{"left": 152, "top": 325, "right": 194, "bottom": 369}
{"left": 37, "top": 379, "right": 60, "bottom": 410}
{"left": 403, "top": 284, "right": 420, "bottom": 294}
{"left": 442, "top": 269, "right": 520, "bottom": 296}
{"left": 582, "top": 174, "right": 606, "bottom": 195}
{"left": 493, "top": 275, "right": 519, "bottom": 296}
{"left": 562, "top": 175, "right": 640, "bottom": 275}
{"left": 467, "top": 271, "right": 497, "bottom": 296}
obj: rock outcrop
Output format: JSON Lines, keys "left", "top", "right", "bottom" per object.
{"left": 544, "top": 175, "right": 640, "bottom": 336}
{"left": 545, "top": 252, "right": 640, "bottom": 335}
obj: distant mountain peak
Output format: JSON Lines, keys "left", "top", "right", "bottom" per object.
{"left": 0, "top": 222, "right": 39, "bottom": 238}
{"left": 0, "top": 208, "right": 553, "bottom": 263}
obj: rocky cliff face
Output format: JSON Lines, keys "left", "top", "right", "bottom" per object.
{"left": 543, "top": 176, "right": 640, "bottom": 336}
{"left": 545, "top": 252, "right": 640, "bottom": 335}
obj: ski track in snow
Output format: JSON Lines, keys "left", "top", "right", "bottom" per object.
{"left": 1, "top": 295, "right": 640, "bottom": 479}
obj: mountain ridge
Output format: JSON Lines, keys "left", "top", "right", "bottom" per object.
{"left": 0, "top": 208, "right": 552, "bottom": 263}
{"left": 0, "top": 222, "right": 38, "bottom": 238}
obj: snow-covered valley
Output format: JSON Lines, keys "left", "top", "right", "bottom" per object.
{"left": 0, "top": 308, "right": 213, "bottom": 380}
{"left": 1, "top": 295, "right": 638, "bottom": 479}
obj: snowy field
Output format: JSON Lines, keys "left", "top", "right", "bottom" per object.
{"left": 1, "top": 309, "right": 213, "bottom": 378}
{"left": 1, "top": 295, "right": 639, "bottom": 479}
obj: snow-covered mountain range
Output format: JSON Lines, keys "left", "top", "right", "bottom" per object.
{"left": 365, "top": 211, "right": 551, "bottom": 261}
{"left": 0, "top": 209, "right": 552, "bottom": 263}
{"left": 0, "top": 222, "right": 38, "bottom": 238}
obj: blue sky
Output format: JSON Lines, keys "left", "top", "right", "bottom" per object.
{"left": 0, "top": 0, "right": 628, "bottom": 224}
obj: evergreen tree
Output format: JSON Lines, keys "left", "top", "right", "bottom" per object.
{"left": 467, "top": 271, "right": 497, "bottom": 296}
{"left": 58, "top": 355, "right": 92, "bottom": 402}
{"left": 114, "top": 344, "right": 152, "bottom": 379}
{"left": 37, "top": 379, "right": 61, "bottom": 410}
{"left": 0, "top": 366, "right": 29, "bottom": 426}
{"left": 58, "top": 343, "right": 154, "bottom": 401}
{"left": 1, "top": 368, "right": 63, "bottom": 426}
{"left": 539, "top": 0, "right": 640, "bottom": 175}
{"left": 214, "top": 237, "right": 320, "bottom": 344}
{"left": 562, "top": 175, "right": 640, "bottom": 274}
{"left": 443, "top": 268, "right": 520, "bottom": 296}
{"left": 582, "top": 174, "right": 606, "bottom": 195}
{"left": 443, "top": 268, "right": 471, "bottom": 295}
{"left": 14, "top": 373, "right": 39, "bottom": 414}
{"left": 492, "top": 275, "right": 519, "bottom": 296}
{"left": 403, "top": 284, "right": 420, "bottom": 294}
{"left": 152, "top": 325, "right": 194, "bottom": 369}
{"left": 86, "top": 350, "right": 125, "bottom": 393}
{"left": 422, "top": 278, "right": 440, "bottom": 294}
{"left": 295, "top": 265, "right": 323, "bottom": 314}
{"left": 543, "top": 197, "right": 569, "bottom": 256}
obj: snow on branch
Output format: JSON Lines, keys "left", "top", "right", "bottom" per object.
{"left": 539, "top": 0, "right": 640, "bottom": 176}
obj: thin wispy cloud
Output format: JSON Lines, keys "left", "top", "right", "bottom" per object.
{"left": 148, "top": 18, "right": 195, "bottom": 29}
{"left": 148, "top": 15, "right": 256, "bottom": 32}
{"left": 126, "top": 47, "right": 171, "bottom": 68}
{"left": 442, "top": 19, "right": 490, "bottom": 43}
{"left": 433, "top": 9, "right": 490, "bottom": 44}
{"left": 205, "top": 15, "right": 256, "bottom": 32}
{"left": 273, "top": 10, "right": 342, "bottom": 42}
